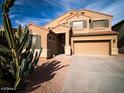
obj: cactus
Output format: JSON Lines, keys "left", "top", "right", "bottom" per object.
{"left": 0, "top": 0, "right": 42, "bottom": 91}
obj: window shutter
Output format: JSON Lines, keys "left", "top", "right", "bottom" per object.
{"left": 83, "top": 20, "right": 87, "bottom": 28}
{"left": 24, "top": 34, "right": 32, "bottom": 49}
{"left": 104, "top": 20, "right": 109, "bottom": 27}
{"left": 36, "top": 35, "right": 41, "bottom": 49}
{"left": 35, "top": 35, "right": 38, "bottom": 48}
{"left": 90, "top": 22, "right": 93, "bottom": 28}
{"left": 70, "top": 22, "right": 73, "bottom": 27}
{"left": 32, "top": 35, "right": 37, "bottom": 47}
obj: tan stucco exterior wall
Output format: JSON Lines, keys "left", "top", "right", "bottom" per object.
{"left": 28, "top": 25, "right": 59, "bottom": 58}
{"left": 28, "top": 25, "right": 48, "bottom": 58}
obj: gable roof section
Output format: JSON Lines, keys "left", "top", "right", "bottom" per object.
{"left": 44, "top": 9, "right": 113, "bottom": 28}
{"left": 52, "top": 24, "right": 70, "bottom": 33}
{"left": 44, "top": 10, "right": 77, "bottom": 28}
{"left": 64, "top": 13, "right": 91, "bottom": 22}
{"left": 80, "top": 9, "right": 113, "bottom": 17}
{"left": 27, "top": 23, "right": 48, "bottom": 31}
{"left": 58, "top": 12, "right": 78, "bottom": 22}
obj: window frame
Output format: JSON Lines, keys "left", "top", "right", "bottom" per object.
{"left": 71, "top": 20, "right": 84, "bottom": 29}
{"left": 91, "top": 19, "right": 109, "bottom": 29}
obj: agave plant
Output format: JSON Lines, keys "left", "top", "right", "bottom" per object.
{"left": 0, "top": 0, "right": 42, "bottom": 91}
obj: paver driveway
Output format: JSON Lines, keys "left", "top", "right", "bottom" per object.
{"left": 62, "top": 56, "right": 124, "bottom": 93}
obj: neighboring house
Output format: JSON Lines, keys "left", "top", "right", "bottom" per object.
{"left": 0, "top": 26, "right": 4, "bottom": 31}
{"left": 27, "top": 9, "right": 118, "bottom": 59}
{"left": 112, "top": 20, "right": 124, "bottom": 53}
{"left": 0, "top": 25, "right": 17, "bottom": 32}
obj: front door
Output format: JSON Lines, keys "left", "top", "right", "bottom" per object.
{"left": 58, "top": 33, "right": 65, "bottom": 54}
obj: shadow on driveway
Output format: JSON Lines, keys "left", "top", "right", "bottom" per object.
{"left": 18, "top": 60, "right": 69, "bottom": 92}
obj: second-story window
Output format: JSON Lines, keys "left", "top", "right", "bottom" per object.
{"left": 71, "top": 20, "right": 87, "bottom": 29}
{"left": 91, "top": 19, "right": 109, "bottom": 28}
{"left": 73, "top": 21, "right": 83, "bottom": 29}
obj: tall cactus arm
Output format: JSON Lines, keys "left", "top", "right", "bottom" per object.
{"left": 2, "top": 0, "right": 19, "bottom": 67}
{"left": 32, "top": 48, "right": 42, "bottom": 67}
{"left": 2, "top": 13, "right": 19, "bottom": 67}
{"left": 17, "top": 25, "right": 22, "bottom": 38}
{"left": 18, "top": 28, "right": 29, "bottom": 54}
{"left": 2, "top": 13, "right": 15, "bottom": 49}
{"left": 2, "top": 0, "right": 15, "bottom": 13}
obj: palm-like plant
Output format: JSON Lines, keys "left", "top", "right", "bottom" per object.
{"left": 0, "top": 0, "right": 42, "bottom": 91}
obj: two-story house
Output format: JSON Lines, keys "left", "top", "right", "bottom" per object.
{"left": 28, "top": 9, "right": 118, "bottom": 58}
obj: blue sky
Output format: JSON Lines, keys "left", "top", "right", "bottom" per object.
{"left": 0, "top": 0, "right": 124, "bottom": 27}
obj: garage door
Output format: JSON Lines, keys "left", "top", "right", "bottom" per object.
{"left": 74, "top": 41, "right": 110, "bottom": 55}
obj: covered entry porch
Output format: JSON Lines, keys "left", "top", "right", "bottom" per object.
{"left": 52, "top": 25, "right": 71, "bottom": 55}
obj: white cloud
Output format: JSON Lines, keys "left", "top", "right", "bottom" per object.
{"left": 60, "top": 0, "right": 79, "bottom": 11}
{"left": 84, "top": 0, "right": 114, "bottom": 12}
{"left": 45, "top": 0, "right": 60, "bottom": 7}
{"left": 9, "top": 14, "right": 16, "bottom": 18}
{"left": 15, "top": 19, "right": 29, "bottom": 27}
{"left": 14, "top": 0, "right": 24, "bottom": 6}
{"left": 56, "top": 11, "right": 65, "bottom": 17}
{"left": 60, "top": 0, "right": 89, "bottom": 11}
{"left": 15, "top": 17, "right": 52, "bottom": 27}
{"left": 101, "top": 0, "right": 124, "bottom": 25}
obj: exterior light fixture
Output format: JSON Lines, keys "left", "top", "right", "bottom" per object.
{"left": 113, "top": 39, "right": 115, "bottom": 43}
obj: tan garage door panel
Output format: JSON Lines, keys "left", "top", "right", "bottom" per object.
{"left": 74, "top": 41, "right": 110, "bottom": 55}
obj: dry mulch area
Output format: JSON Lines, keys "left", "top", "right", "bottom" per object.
{"left": 18, "top": 55, "right": 70, "bottom": 93}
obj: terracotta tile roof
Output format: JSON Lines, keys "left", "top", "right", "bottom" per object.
{"left": 72, "top": 31, "right": 118, "bottom": 37}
